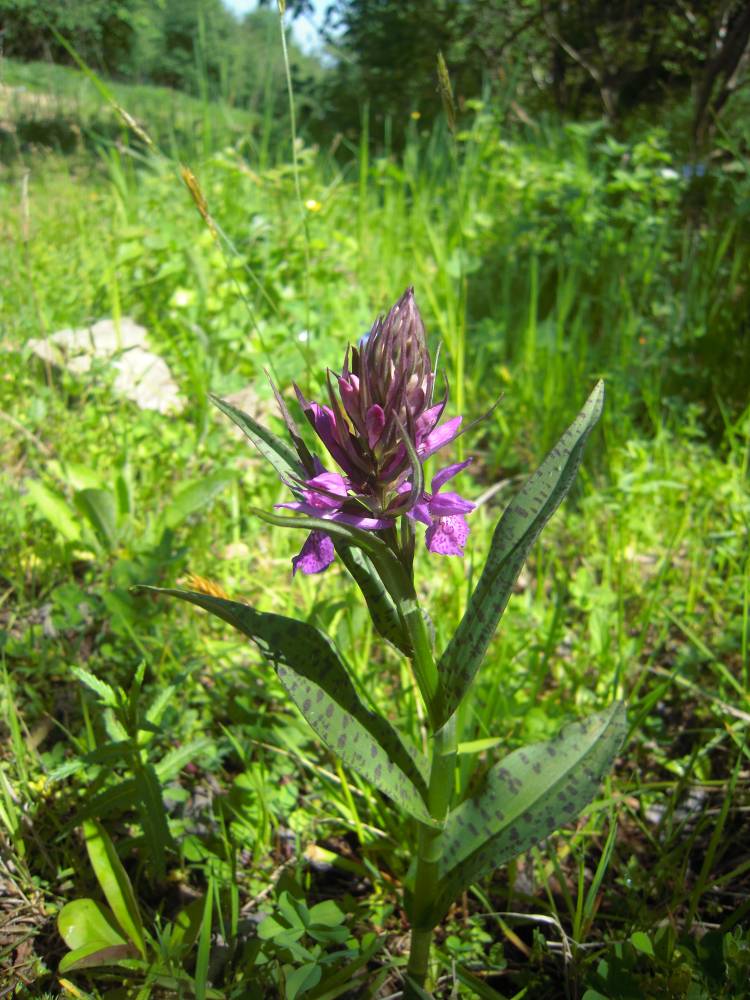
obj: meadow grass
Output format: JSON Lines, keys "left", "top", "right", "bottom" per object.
{"left": 1, "top": 58, "right": 260, "bottom": 163}
{"left": 0, "top": 57, "right": 748, "bottom": 999}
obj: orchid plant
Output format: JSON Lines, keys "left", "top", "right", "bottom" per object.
{"left": 145, "top": 289, "right": 626, "bottom": 994}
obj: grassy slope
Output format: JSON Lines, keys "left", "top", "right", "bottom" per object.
{"left": 0, "top": 58, "right": 258, "bottom": 162}
{"left": 0, "top": 61, "right": 748, "bottom": 998}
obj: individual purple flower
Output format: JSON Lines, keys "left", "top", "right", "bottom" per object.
{"left": 271, "top": 288, "right": 474, "bottom": 573}
{"left": 403, "top": 460, "right": 475, "bottom": 556}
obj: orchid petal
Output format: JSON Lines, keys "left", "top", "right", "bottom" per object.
{"left": 425, "top": 514, "right": 470, "bottom": 556}
{"left": 275, "top": 501, "right": 322, "bottom": 515}
{"left": 307, "top": 401, "right": 346, "bottom": 456}
{"left": 274, "top": 503, "right": 391, "bottom": 531}
{"left": 414, "top": 400, "right": 446, "bottom": 443}
{"left": 406, "top": 386, "right": 426, "bottom": 414}
{"left": 419, "top": 415, "right": 462, "bottom": 458}
{"left": 338, "top": 375, "right": 367, "bottom": 439}
{"left": 431, "top": 458, "right": 473, "bottom": 493}
{"left": 429, "top": 491, "right": 475, "bottom": 517}
{"left": 276, "top": 499, "right": 344, "bottom": 516}
{"left": 379, "top": 443, "right": 407, "bottom": 481}
{"left": 337, "top": 381, "right": 357, "bottom": 418}
{"left": 407, "top": 501, "right": 432, "bottom": 526}
{"left": 306, "top": 472, "right": 349, "bottom": 498}
{"left": 292, "top": 531, "right": 335, "bottom": 575}
{"left": 277, "top": 471, "right": 348, "bottom": 513}
{"left": 296, "top": 388, "right": 360, "bottom": 477}
{"left": 331, "top": 511, "right": 393, "bottom": 530}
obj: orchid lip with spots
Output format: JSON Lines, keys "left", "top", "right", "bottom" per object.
{"left": 270, "top": 287, "right": 475, "bottom": 574}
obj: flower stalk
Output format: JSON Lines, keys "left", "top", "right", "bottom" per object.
{"left": 408, "top": 718, "right": 457, "bottom": 987}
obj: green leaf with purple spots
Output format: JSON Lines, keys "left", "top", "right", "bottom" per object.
{"left": 337, "top": 545, "right": 413, "bottom": 656}
{"left": 427, "top": 702, "right": 626, "bottom": 923}
{"left": 141, "top": 588, "right": 434, "bottom": 825}
{"left": 436, "top": 381, "right": 604, "bottom": 727}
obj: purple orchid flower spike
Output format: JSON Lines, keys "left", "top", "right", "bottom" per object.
{"left": 271, "top": 288, "right": 475, "bottom": 574}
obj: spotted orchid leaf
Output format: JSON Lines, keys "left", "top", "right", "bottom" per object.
{"left": 425, "top": 702, "right": 627, "bottom": 924}
{"left": 337, "top": 545, "right": 413, "bottom": 656}
{"left": 436, "top": 381, "right": 604, "bottom": 726}
{"left": 209, "top": 393, "right": 305, "bottom": 483}
{"left": 141, "top": 588, "right": 435, "bottom": 825}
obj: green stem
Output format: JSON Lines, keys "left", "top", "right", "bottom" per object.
{"left": 371, "top": 550, "right": 443, "bottom": 726}
{"left": 371, "top": 540, "right": 456, "bottom": 987}
{"left": 399, "top": 592, "right": 440, "bottom": 721}
{"left": 407, "top": 715, "right": 457, "bottom": 988}
{"left": 391, "top": 572, "right": 456, "bottom": 989}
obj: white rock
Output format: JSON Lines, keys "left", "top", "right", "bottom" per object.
{"left": 29, "top": 317, "right": 185, "bottom": 414}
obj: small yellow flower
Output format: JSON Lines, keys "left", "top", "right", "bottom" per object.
{"left": 304, "top": 198, "right": 322, "bottom": 212}
{"left": 410, "top": 111, "right": 421, "bottom": 120}
{"left": 29, "top": 775, "right": 50, "bottom": 796}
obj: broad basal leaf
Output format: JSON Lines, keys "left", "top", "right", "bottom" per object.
{"left": 143, "top": 588, "right": 434, "bottom": 825}
{"left": 23, "top": 479, "right": 81, "bottom": 543}
{"left": 58, "top": 898, "right": 128, "bottom": 953}
{"left": 82, "top": 819, "right": 146, "bottom": 958}
{"left": 57, "top": 897, "right": 140, "bottom": 973}
{"left": 436, "top": 381, "right": 604, "bottom": 726}
{"left": 59, "top": 941, "right": 140, "bottom": 973}
{"left": 210, "top": 393, "right": 305, "bottom": 482}
{"left": 428, "top": 702, "right": 626, "bottom": 923}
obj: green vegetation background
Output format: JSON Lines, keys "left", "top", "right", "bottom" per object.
{"left": 1, "top": 1, "right": 749, "bottom": 996}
